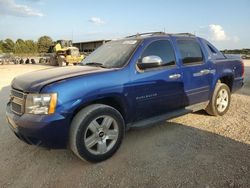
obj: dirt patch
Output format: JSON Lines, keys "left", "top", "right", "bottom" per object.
{"left": 0, "top": 62, "right": 249, "bottom": 188}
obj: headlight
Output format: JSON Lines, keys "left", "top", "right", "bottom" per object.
{"left": 25, "top": 93, "right": 57, "bottom": 115}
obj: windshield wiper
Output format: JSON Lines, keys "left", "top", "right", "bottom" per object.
{"left": 85, "top": 62, "right": 107, "bottom": 68}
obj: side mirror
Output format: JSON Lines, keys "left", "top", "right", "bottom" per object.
{"left": 137, "top": 55, "right": 163, "bottom": 69}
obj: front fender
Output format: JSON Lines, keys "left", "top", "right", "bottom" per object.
{"left": 64, "top": 93, "right": 131, "bottom": 124}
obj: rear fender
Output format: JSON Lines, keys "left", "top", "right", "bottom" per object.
{"left": 210, "top": 70, "right": 234, "bottom": 99}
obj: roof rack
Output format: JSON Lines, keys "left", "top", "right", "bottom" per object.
{"left": 126, "top": 32, "right": 195, "bottom": 38}
{"left": 172, "top": 33, "right": 195, "bottom": 37}
{"left": 126, "top": 32, "right": 167, "bottom": 38}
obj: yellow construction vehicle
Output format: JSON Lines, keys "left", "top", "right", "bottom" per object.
{"left": 49, "top": 40, "right": 84, "bottom": 66}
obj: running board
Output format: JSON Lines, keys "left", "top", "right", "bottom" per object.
{"left": 127, "top": 101, "right": 208, "bottom": 129}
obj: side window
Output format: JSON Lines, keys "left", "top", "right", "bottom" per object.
{"left": 141, "top": 40, "right": 175, "bottom": 66}
{"left": 177, "top": 40, "right": 203, "bottom": 65}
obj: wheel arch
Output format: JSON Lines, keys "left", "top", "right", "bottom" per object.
{"left": 71, "top": 95, "right": 129, "bottom": 125}
{"left": 219, "top": 75, "right": 234, "bottom": 92}
{"left": 212, "top": 73, "right": 234, "bottom": 94}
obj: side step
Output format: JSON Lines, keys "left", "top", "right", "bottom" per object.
{"left": 127, "top": 101, "right": 208, "bottom": 129}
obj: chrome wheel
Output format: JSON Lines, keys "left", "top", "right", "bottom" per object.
{"left": 216, "top": 88, "right": 229, "bottom": 113}
{"left": 84, "top": 115, "right": 119, "bottom": 155}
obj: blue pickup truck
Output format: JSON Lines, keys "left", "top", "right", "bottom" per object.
{"left": 6, "top": 32, "right": 244, "bottom": 162}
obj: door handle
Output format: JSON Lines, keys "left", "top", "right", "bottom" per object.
{"left": 169, "top": 74, "right": 181, "bottom": 79}
{"left": 200, "top": 69, "right": 210, "bottom": 75}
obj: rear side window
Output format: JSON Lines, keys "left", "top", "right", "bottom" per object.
{"left": 141, "top": 40, "right": 175, "bottom": 66}
{"left": 207, "top": 44, "right": 217, "bottom": 54}
{"left": 202, "top": 39, "right": 225, "bottom": 60}
{"left": 177, "top": 40, "right": 203, "bottom": 65}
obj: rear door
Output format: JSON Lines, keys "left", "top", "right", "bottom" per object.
{"left": 175, "top": 38, "right": 212, "bottom": 105}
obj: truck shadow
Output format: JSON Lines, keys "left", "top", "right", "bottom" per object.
{"left": 119, "top": 122, "right": 250, "bottom": 186}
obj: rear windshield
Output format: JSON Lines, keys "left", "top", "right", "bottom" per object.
{"left": 81, "top": 40, "right": 139, "bottom": 68}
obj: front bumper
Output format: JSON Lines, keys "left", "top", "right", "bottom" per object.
{"left": 6, "top": 103, "right": 71, "bottom": 149}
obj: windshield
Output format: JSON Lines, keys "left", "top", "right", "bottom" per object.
{"left": 81, "top": 39, "right": 139, "bottom": 68}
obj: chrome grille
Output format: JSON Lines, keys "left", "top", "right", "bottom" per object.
{"left": 10, "top": 89, "right": 26, "bottom": 115}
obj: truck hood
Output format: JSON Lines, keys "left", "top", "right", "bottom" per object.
{"left": 11, "top": 66, "right": 110, "bottom": 92}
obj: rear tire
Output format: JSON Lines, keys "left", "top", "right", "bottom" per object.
{"left": 70, "top": 104, "right": 125, "bottom": 163}
{"left": 205, "top": 83, "right": 231, "bottom": 116}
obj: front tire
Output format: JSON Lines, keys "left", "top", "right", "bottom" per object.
{"left": 70, "top": 104, "right": 125, "bottom": 163}
{"left": 205, "top": 83, "right": 231, "bottom": 116}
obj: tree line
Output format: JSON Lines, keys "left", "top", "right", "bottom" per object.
{"left": 0, "top": 36, "right": 53, "bottom": 55}
{"left": 221, "top": 49, "right": 250, "bottom": 55}
{"left": 1, "top": 36, "right": 249, "bottom": 56}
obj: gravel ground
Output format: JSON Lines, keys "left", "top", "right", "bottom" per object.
{"left": 0, "top": 62, "right": 249, "bottom": 188}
